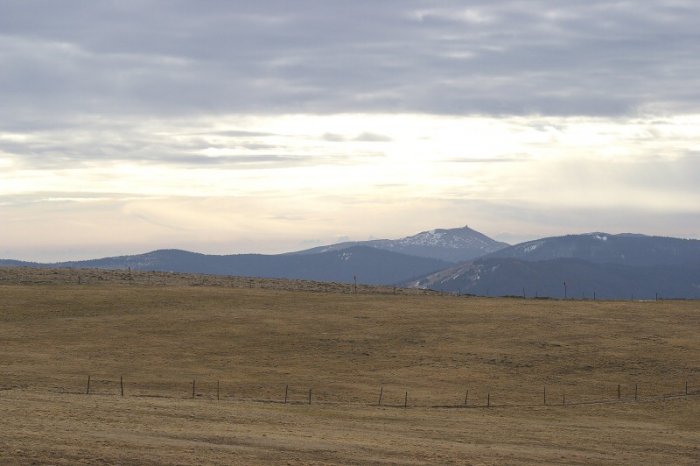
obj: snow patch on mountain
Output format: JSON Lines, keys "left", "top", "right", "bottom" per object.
{"left": 523, "top": 242, "right": 542, "bottom": 253}
{"left": 388, "top": 226, "right": 506, "bottom": 252}
{"left": 290, "top": 225, "right": 509, "bottom": 262}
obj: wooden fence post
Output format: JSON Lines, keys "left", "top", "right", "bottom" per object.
{"left": 464, "top": 390, "right": 468, "bottom": 406}
{"left": 284, "top": 385, "right": 288, "bottom": 404}
{"left": 120, "top": 375, "right": 124, "bottom": 397}
{"left": 192, "top": 379, "right": 196, "bottom": 399}
{"left": 378, "top": 386, "right": 383, "bottom": 406}
{"left": 487, "top": 393, "right": 490, "bottom": 408}
{"left": 404, "top": 391, "right": 408, "bottom": 408}
{"left": 543, "top": 385, "right": 546, "bottom": 406}
{"left": 308, "top": 388, "right": 312, "bottom": 405}
{"left": 617, "top": 384, "right": 621, "bottom": 400}
{"left": 635, "top": 383, "right": 638, "bottom": 401}
{"left": 86, "top": 375, "right": 91, "bottom": 395}
{"left": 217, "top": 380, "right": 220, "bottom": 401}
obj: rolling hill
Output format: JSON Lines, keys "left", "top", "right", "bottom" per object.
{"left": 0, "top": 246, "right": 450, "bottom": 286}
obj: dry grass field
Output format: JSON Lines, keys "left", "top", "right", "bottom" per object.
{"left": 1, "top": 267, "right": 699, "bottom": 464}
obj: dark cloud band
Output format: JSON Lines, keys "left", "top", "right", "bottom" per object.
{"left": 1, "top": 1, "right": 698, "bottom": 120}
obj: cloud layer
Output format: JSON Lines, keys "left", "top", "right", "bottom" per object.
{"left": 1, "top": 1, "right": 699, "bottom": 260}
{"left": 2, "top": 1, "right": 699, "bottom": 121}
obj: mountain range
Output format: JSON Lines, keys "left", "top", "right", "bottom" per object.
{"left": 290, "top": 225, "right": 507, "bottom": 262}
{"left": 485, "top": 232, "right": 700, "bottom": 266}
{"left": 408, "top": 232, "right": 700, "bottom": 300}
{"left": 3, "top": 227, "right": 700, "bottom": 300}
{"left": 0, "top": 246, "right": 450, "bottom": 286}
{"left": 0, "top": 225, "right": 499, "bottom": 286}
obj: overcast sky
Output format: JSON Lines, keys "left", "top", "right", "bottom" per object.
{"left": 2, "top": 1, "right": 700, "bottom": 261}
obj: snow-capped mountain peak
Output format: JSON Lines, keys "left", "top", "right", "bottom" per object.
{"left": 291, "top": 225, "right": 509, "bottom": 263}
{"left": 392, "top": 225, "right": 503, "bottom": 250}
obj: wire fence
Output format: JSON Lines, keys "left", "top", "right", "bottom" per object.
{"left": 4, "top": 375, "right": 698, "bottom": 410}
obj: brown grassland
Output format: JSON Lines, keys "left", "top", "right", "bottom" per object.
{"left": 1, "top": 267, "right": 699, "bottom": 464}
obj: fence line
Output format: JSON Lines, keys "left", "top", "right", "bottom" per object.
{"left": 4, "top": 376, "right": 698, "bottom": 411}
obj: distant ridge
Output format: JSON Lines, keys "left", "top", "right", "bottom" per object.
{"left": 406, "top": 232, "right": 700, "bottom": 300}
{"left": 291, "top": 225, "right": 508, "bottom": 262}
{"left": 483, "top": 232, "right": 700, "bottom": 266}
{"left": 407, "top": 257, "right": 700, "bottom": 300}
{"left": 0, "top": 224, "right": 506, "bottom": 285}
{"left": 5, "top": 229, "right": 700, "bottom": 299}
{"left": 1, "top": 245, "right": 450, "bottom": 286}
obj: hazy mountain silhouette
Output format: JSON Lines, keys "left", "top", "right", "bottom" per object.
{"left": 484, "top": 232, "right": 700, "bottom": 266}
{"left": 292, "top": 225, "right": 508, "bottom": 262}
{"left": 407, "top": 233, "right": 700, "bottom": 299}
{"left": 4, "top": 230, "right": 700, "bottom": 298}
{"left": 1, "top": 246, "right": 449, "bottom": 286}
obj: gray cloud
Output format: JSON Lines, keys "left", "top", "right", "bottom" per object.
{"left": 1, "top": 0, "right": 699, "bottom": 123}
{"left": 354, "top": 132, "right": 392, "bottom": 142}
{"left": 0, "top": 135, "right": 364, "bottom": 168}
{"left": 204, "top": 130, "right": 278, "bottom": 138}
{"left": 321, "top": 133, "right": 347, "bottom": 142}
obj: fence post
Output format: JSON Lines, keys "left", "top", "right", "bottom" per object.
{"left": 120, "top": 375, "right": 124, "bottom": 397}
{"left": 404, "top": 391, "right": 408, "bottom": 408}
{"left": 192, "top": 379, "right": 196, "bottom": 399}
{"left": 487, "top": 393, "right": 490, "bottom": 408}
{"left": 308, "top": 388, "right": 312, "bottom": 405}
{"left": 464, "top": 390, "right": 468, "bottom": 406}
{"left": 543, "top": 385, "right": 546, "bottom": 406}
{"left": 217, "top": 380, "right": 220, "bottom": 401}
{"left": 686, "top": 381, "right": 689, "bottom": 396}
{"left": 635, "top": 383, "right": 638, "bottom": 401}
{"left": 284, "top": 384, "right": 288, "bottom": 404}
{"left": 86, "top": 375, "right": 91, "bottom": 395}
{"left": 617, "top": 384, "right": 621, "bottom": 400}
{"left": 378, "top": 386, "right": 383, "bottom": 406}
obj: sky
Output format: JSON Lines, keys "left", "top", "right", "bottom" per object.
{"left": 2, "top": 0, "right": 700, "bottom": 262}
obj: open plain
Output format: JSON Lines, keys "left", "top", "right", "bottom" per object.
{"left": 1, "top": 268, "right": 699, "bottom": 464}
